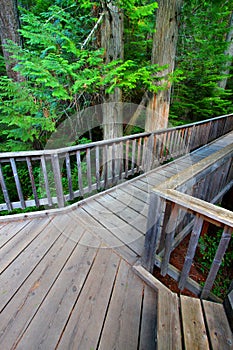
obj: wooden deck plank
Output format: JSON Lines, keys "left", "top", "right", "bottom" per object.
{"left": 99, "top": 261, "right": 143, "bottom": 350}
{"left": 71, "top": 207, "right": 138, "bottom": 264}
{"left": 0, "top": 220, "right": 88, "bottom": 350}
{"left": 56, "top": 248, "right": 120, "bottom": 350}
{"left": 0, "top": 214, "right": 74, "bottom": 312}
{"left": 0, "top": 217, "right": 51, "bottom": 273}
{"left": 13, "top": 232, "right": 101, "bottom": 350}
{"left": 139, "top": 284, "right": 158, "bottom": 350}
{"left": 181, "top": 295, "right": 209, "bottom": 350}
{"left": 0, "top": 220, "right": 30, "bottom": 248}
{"left": 202, "top": 300, "right": 233, "bottom": 350}
{"left": 82, "top": 199, "right": 144, "bottom": 255}
{"left": 157, "top": 291, "right": 182, "bottom": 350}
{"left": 109, "top": 187, "right": 149, "bottom": 217}
{"left": 95, "top": 193, "right": 147, "bottom": 233}
{"left": 120, "top": 183, "right": 150, "bottom": 204}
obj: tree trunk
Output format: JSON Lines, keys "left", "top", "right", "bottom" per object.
{"left": 100, "top": 1, "right": 124, "bottom": 140}
{"left": 218, "top": 11, "right": 233, "bottom": 90}
{"left": 146, "top": 0, "right": 182, "bottom": 131}
{"left": 100, "top": 1, "right": 124, "bottom": 183}
{"left": 0, "top": 0, "right": 22, "bottom": 81}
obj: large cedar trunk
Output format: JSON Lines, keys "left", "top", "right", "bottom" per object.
{"left": 146, "top": 0, "right": 182, "bottom": 131}
{"left": 0, "top": 0, "right": 22, "bottom": 81}
{"left": 100, "top": 1, "right": 124, "bottom": 140}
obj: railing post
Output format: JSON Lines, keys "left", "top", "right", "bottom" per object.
{"left": 178, "top": 214, "right": 204, "bottom": 290}
{"left": 142, "top": 191, "right": 166, "bottom": 273}
{"left": 51, "top": 153, "right": 65, "bottom": 208}
{"left": 201, "top": 225, "right": 232, "bottom": 299}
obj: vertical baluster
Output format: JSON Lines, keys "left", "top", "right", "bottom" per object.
{"left": 51, "top": 153, "right": 65, "bottom": 208}
{"left": 131, "top": 139, "right": 136, "bottom": 175}
{"left": 111, "top": 142, "right": 116, "bottom": 184}
{"left": 95, "top": 146, "right": 100, "bottom": 190}
{"left": 136, "top": 137, "right": 142, "bottom": 173}
{"left": 10, "top": 158, "right": 26, "bottom": 209}
{"left": 0, "top": 163, "right": 12, "bottom": 211}
{"left": 86, "top": 148, "right": 92, "bottom": 193}
{"left": 201, "top": 226, "right": 232, "bottom": 299}
{"left": 118, "top": 141, "right": 123, "bottom": 180}
{"left": 26, "top": 157, "right": 40, "bottom": 207}
{"left": 40, "top": 155, "right": 53, "bottom": 206}
{"left": 76, "top": 150, "right": 84, "bottom": 197}
{"left": 103, "top": 145, "right": 108, "bottom": 188}
{"left": 161, "top": 203, "right": 180, "bottom": 276}
{"left": 141, "top": 136, "right": 148, "bottom": 171}
{"left": 65, "top": 153, "right": 74, "bottom": 200}
{"left": 143, "top": 192, "right": 166, "bottom": 273}
{"left": 125, "top": 139, "right": 129, "bottom": 178}
{"left": 179, "top": 214, "right": 204, "bottom": 290}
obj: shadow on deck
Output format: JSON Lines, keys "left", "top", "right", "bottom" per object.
{"left": 0, "top": 132, "right": 232, "bottom": 349}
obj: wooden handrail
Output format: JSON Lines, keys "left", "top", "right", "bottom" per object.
{"left": 0, "top": 113, "right": 232, "bottom": 212}
{"left": 143, "top": 141, "right": 233, "bottom": 299}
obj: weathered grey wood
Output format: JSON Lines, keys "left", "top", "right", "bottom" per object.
{"left": 155, "top": 188, "right": 233, "bottom": 228}
{"left": 203, "top": 300, "right": 233, "bottom": 350}
{"left": 139, "top": 284, "right": 158, "bottom": 350}
{"left": 201, "top": 225, "right": 232, "bottom": 299}
{"left": 65, "top": 152, "right": 74, "bottom": 200}
{"left": 125, "top": 139, "right": 129, "bottom": 178}
{"left": 51, "top": 154, "right": 65, "bottom": 208}
{"left": 76, "top": 150, "right": 84, "bottom": 196}
{"left": 131, "top": 138, "right": 136, "bottom": 175}
{"left": 3, "top": 231, "right": 99, "bottom": 350}
{"left": 161, "top": 203, "right": 179, "bottom": 276}
{"left": 0, "top": 218, "right": 50, "bottom": 273}
{"left": 142, "top": 192, "right": 166, "bottom": 272}
{"left": 0, "top": 164, "right": 12, "bottom": 211}
{"left": 40, "top": 155, "right": 53, "bottom": 206}
{"left": 179, "top": 214, "right": 204, "bottom": 290}
{"left": 57, "top": 248, "right": 120, "bottom": 350}
{"left": 0, "top": 220, "right": 30, "bottom": 249}
{"left": 74, "top": 207, "right": 138, "bottom": 264}
{"left": 26, "top": 157, "right": 40, "bottom": 207}
{"left": 95, "top": 145, "right": 101, "bottom": 190}
{"left": 95, "top": 193, "right": 147, "bottom": 234}
{"left": 0, "top": 214, "right": 70, "bottom": 312}
{"left": 83, "top": 199, "right": 143, "bottom": 255}
{"left": 136, "top": 137, "right": 142, "bottom": 172}
{"left": 157, "top": 290, "right": 182, "bottom": 350}
{"left": 99, "top": 260, "right": 143, "bottom": 350}
{"left": 10, "top": 158, "right": 26, "bottom": 209}
{"left": 86, "top": 147, "right": 92, "bottom": 192}
{"left": 181, "top": 295, "right": 210, "bottom": 350}
{"left": 103, "top": 144, "right": 108, "bottom": 187}
{"left": 224, "top": 288, "right": 233, "bottom": 332}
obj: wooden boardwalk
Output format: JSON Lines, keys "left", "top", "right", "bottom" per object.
{"left": 0, "top": 132, "right": 232, "bottom": 349}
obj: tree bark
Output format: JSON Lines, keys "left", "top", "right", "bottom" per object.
{"left": 100, "top": 0, "right": 124, "bottom": 140}
{"left": 218, "top": 11, "right": 233, "bottom": 90}
{"left": 0, "top": 0, "right": 22, "bottom": 81}
{"left": 146, "top": 0, "right": 182, "bottom": 131}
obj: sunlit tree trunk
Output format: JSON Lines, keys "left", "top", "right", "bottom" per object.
{"left": 218, "top": 11, "right": 233, "bottom": 90}
{"left": 146, "top": 0, "right": 182, "bottom": 131}
{"left": 0, "top": 0, "right": 22, "bottom": 81}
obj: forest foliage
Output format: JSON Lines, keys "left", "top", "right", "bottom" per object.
{"left": 0, "top": 0, "right": 232, "bottom": 151}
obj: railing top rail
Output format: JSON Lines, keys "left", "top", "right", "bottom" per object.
{"left": 153, "top": 143, "right": 233, "bottom": 192}
{"left": 0, "top": 113, "right": 232, "bottom": 160}
{"left": 154, "top": 188, "right": 233, "bottom": 228}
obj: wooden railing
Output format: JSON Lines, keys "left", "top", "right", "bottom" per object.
{"left": 143, "top": 143, "right": 233, "bottom": 300}
{"left": 0, "top": 113, "right": 232, "bottom": 212}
